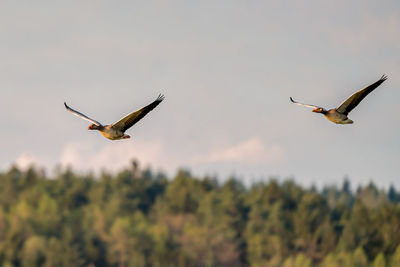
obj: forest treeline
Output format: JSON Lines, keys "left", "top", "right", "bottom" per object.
{"left": 0, "top": 161, "right": 400, "bottom": 267}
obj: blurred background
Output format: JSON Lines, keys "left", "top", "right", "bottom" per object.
{"left": 0, "top": 1, "right": 400, "bottom": 266}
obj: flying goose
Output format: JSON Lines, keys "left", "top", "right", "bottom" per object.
{"left": 290, "top": 75, "right": 387, "bottom": 124}
{"left": 64, "top": 94, "right": 164, "bottom": 140}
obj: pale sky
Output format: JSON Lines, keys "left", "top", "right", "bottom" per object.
{"left": 1, "top": 1, "right": 399, "bottom": 188}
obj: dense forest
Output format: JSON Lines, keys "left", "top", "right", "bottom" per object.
{"left": 0, "top": 161, "right": 400, "bottom": 267}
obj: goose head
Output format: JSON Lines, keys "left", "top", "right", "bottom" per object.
{"left": 312, "top": 107, "right": 326, "bottom": 114}
{"left": 88, "top": 124, "right": 101, "bottom": 130}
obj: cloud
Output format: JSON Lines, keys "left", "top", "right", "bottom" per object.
{"left": 59, "top": 140, "right": 175, "bottom": 173}
{"left": 10, "top": 139, "right": 179, "bottom": 176}
{"left": 12, "top": 137, "right": 286, "bottom": 177}
{"left": 13, "top": 152, "right": 51, "bottom": 171}
{"left": 193, "top": 137, "right": 286, "bottom": 165}
{"left": 14, "top": 152, "right": 37, "bottom": 170}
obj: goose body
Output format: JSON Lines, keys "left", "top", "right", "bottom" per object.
{"left": 324, "top": 110, "right": 353, "bottom": 124}
{"left": 290, "top": 75, "right": 387, "bottom": 124}
{"left": 65, "top": 94, "right": 164, "bottom": 140}
{"left": 89, "top": 125, "right": 130, "bottom": 140}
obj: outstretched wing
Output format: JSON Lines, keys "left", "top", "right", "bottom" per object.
{"left": 112, "top": 94, "right": 165, "bottom": 132}
{"left": 64, "top": 102, "right": 103, "bottom": 126}
{"left": 336, "top": 75, "right": 387, "bottom": 115}
{"left": 290, "top": 97, "right": 323, "bottom": 110}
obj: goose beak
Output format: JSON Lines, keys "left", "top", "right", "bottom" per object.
{"left": 312, "top": 108, "right": 318, "bottom": 113}
{"left": 88, "top": 125, "right": 93, "bottom": 130}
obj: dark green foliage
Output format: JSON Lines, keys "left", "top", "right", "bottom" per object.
{"left": 0, "top": 165, "right": 399, "bottom": 266}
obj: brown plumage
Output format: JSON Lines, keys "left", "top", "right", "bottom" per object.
{"left": 290, "top": 75, "right": 387, "bottom": 124}
{"left": 65, "top": 94, "right": 164, "bottom": 140}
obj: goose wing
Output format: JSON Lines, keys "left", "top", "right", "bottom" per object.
{"left": 336, "top": 75, "right": 387, "bottom": 115}
{"left": 290, "top": 97, "right": 323, "bottom": 110}
{"left": 64, "top": 102, "right": 103, "bottom": 126}
{"left": 112, "top": 94, "right": 164, "bottom": 132}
